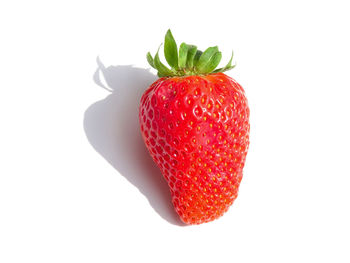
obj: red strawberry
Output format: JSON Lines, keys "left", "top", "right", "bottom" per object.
{"left": 139, "top": 30, "right": 250, "bottom": 224}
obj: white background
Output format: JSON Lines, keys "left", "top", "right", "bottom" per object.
{"left": 1, "top": 0, "right": 349, "bottom": 262}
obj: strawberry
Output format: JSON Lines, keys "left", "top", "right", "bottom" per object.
{"left": 139, "top": 30, "right": 250, "bottom": 224}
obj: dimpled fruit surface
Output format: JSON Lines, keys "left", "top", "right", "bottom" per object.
{"left": 139, "top": 72, "right": 250, "bottom": 224}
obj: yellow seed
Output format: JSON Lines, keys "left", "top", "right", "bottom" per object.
{"left": 197, "top": 126, "right": 201, "bottom": 131}
{"left": 208, "top": 168, "right": 212, "bottom": 172}
{"left": 201, "top": 98, "right": 205, "bottom": 103}
{"left": 209, "top": 123, "right": 213, "bottom": 128}
{"left": 203, "top": 116, "right": 207, "bottom": 121}
{"left": 220, "top": 98, "right": 224, "bottom": 103}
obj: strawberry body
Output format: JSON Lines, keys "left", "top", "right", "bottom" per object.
{"left": 139, "top": 73, "right": 250, "bottom": 224}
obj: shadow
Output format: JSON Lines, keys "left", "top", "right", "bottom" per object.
{"left": 83, "top": 57, "right": 185, "bottom": 226}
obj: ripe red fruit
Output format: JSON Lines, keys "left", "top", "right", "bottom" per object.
{"left": 139, "top": 30, "right": 250, "bottom": 224}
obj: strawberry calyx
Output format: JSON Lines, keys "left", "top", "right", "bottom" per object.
{"left": 147, "top": 29, "right": 236, "bottom": 77}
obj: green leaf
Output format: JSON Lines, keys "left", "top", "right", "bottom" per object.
{"left": 186, "top": 45, "right": 197, "bottom": 68}
{"left": 178, "top": 43, "right": 189, "bottom": 69}
{"left": 196, "top": 46, "right": 219, "bottom": 72}
{"left": 146, "top": 29, "right": 236, "bottom": 77}
{"left": 146, "top": 52, "right": 155, "bottom": 68}
{"left": 154, "top": 46, "right": 174, "bottom": 77}
{"left": 164, "top": 29, "right": 178, "bottom": 69}
{"left": 193, "top": 50, "right": 203, "bottom": 67}
{"left": 213, "top": 51, "right": 235, "bottom": 73}
{"left": 199, "top": 52, "right": 222, "bottom": 73}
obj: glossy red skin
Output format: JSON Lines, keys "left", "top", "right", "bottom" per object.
{"left": 139, "top": 73, "right": 250, "bottom": 224}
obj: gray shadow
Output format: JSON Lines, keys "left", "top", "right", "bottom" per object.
{"left": 83, "top": 57, "right": 184, "bottom": 226}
